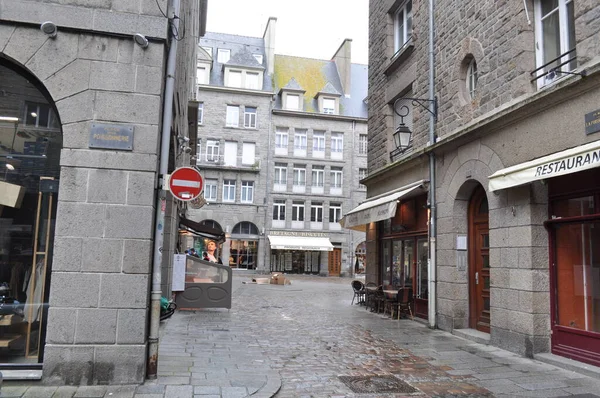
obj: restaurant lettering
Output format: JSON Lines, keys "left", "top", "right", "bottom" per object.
{"left": 270, "top": 231, "right": 328, "bottom": 237}
{"left": 534, "top": 149, "right": 600, "bottom": 177}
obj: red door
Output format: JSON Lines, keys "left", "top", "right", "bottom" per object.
{"left": 469, "top": 186, "right": 490, "bottom": 333}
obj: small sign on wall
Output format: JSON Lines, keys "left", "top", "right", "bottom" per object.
{"left": 89, "top": 123, "right": 134, "bottom": 150}
{"left": 585, "top": 109, "right": 600, "bottom": 135}
{"left": 456, "top": 234, "right": 467, "bottom": 272}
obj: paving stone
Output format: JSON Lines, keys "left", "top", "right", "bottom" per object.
{"left": 51, "top": 386, "right": 77, "bottom": 398}
{"left": 23, "top": 387, "right": 59, "bottom": 397}
{"left": 73, "top": 385, "right": 107, "bottom": 397}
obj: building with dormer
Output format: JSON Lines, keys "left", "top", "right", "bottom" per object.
{"left": 190, "top": 19, "right": 368, "bottom": 276}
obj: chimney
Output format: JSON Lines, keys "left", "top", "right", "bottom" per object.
{"left": 262, "top": 17, "right": 277, "bottom": 76}
{"left": 332, "top": 38, "right": 352, "bottom": 96}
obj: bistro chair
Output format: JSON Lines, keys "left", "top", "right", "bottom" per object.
{"left": 351, "top": 280, "right": 365, "bottom": 305}
{"left": 364, "top": 282, "right": 377, "bottom": 309}
{"left": 391, "top": 287, "right": 413, "bottom": 320}
{"left": 382, "top": 289, "right": 397, "bottom": 317}
{"left": 370, "top": 285, "right": 385, "bottom": 313}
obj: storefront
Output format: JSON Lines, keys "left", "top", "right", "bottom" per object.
{"left": 0, "top": 62, "right": 61, "bottom": 366}
{"left": 268, "top": 232, "right": 333, "bottom": 274}
{"left": 489, "top": 141, "right": 600, "bottom": 367}
{"left": 229, "top": 222, "right": 260, "bottom": 270}
{"left": 341, "top": 180, "right": 429, "bottom": 319}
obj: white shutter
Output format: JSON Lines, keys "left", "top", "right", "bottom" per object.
{"left": 224, "top": 141, "right": 237, "bottom": 166}
{"left": 242, "top": 142, "right": 256, "bottom": 165}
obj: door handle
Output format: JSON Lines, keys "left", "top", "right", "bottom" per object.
{"left": 475, "top": 272, "right": 479, "bottom": 285}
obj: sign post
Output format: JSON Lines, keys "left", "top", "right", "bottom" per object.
{"left": 168, "top": 167, "right": 203, "bottom": 201}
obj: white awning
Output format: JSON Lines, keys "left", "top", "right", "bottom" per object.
{"left": 268, "top": 235, "right": 334, "bottom": 251}
{"left": 488, "top": 140, "right": 600, "bottom": 192}
{"left": 339, "top": 180, "right": 427, "bottom": 231}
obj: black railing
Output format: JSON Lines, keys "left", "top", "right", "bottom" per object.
{"left": 530, "top": 49, "right": 578, "bottom": 83}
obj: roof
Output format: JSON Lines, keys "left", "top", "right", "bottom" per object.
{"left": 281, "top": 77, "right": 305, "bottom": 92}
{"left": 200, "top": 32, "right": 271, "bottom": 91}
{"left": 273, "top": 55, "right": 368, "bottom": 118}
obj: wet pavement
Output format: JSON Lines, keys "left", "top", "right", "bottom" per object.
{"left": 3, "top": 272, "right": 600, "bottom": 397}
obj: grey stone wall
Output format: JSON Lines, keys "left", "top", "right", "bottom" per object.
{"left": 1, "top": 1, "right": 168, "bottom": 381}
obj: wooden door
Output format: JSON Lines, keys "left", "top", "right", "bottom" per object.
{"left": 469, "top": 186, "right": 490, "bottom": 333}
{"left": 328, "top": 248, "right": 341, "bottom": 276}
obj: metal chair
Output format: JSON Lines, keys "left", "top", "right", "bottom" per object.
{"left": 370, "top": 285, "right": 385, "bottom": 313}
{"left": 364, "top": 282, "right": 377, "bottom": 309}
{"left": 351, "top": 280, "right": 365, "bottom": 305}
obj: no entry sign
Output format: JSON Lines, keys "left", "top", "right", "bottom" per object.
{"left": 168, "top": 167, "right": 203, "bottom": 201}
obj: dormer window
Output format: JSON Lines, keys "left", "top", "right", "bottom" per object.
{"left": 202, "top": 46, "right": 213, "bottom": 58}
{"left": 246, "top": 72, "right": 260, "bottom": 90}
{"left": 253, "top": 54, "right": 263, "bottom": 64}
{"left": 229, "top": 70, "right": 242, "bottom": 88}
{"left": 217, "top": 49, "right": 230, "bottom": 63}
{"left": 224, "top": 68, "right": 264, "bottom": 90}
{"left": 285, "top": 94, "right": 300, "bottom": 110}
{"left": 322, "top": 98, "right": 335, "bottom": 114}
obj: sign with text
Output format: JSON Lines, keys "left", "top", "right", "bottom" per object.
{"left": 89, "top": 123, "right": 134, "bottom": 150}
{"left": 585, "top": 109, "right": 600, "bottom": 135}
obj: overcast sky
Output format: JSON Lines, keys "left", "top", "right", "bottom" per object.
{"left": 205, "top": 0, "right": 369, "bottom": 65}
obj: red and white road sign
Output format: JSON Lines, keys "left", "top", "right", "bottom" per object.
{"left": 168, "top": 167, "right": 203, "bottom": 201}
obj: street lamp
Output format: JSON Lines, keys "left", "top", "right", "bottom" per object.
{"left": 390, "top": 96, "right": 438, "bottom": 162}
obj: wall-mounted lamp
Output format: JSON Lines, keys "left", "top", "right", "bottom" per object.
{"left": 390, "top": 96, "right": 438, "bottom": 162}
{"left": 40, "top": 21, "right": 58, "bottom": 38}
{"left": 133, "top": 33, "right": 149, "bottom": 49}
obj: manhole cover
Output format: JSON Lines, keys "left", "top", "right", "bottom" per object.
{"left": 339, "top": 375, "right": 418, "bottom": 394}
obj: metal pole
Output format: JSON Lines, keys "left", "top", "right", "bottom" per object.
{"left": 148, "top": 0, "right": 180, "bottom": 379}
{"left": 427, "top": 0, "right": 437, "bottom": 329}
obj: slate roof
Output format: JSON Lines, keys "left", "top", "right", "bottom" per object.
{"left": 281, "top": 77, "right": 305, "bottom": 92}
{"left": 273, "top": 55, "right": 368, "bottom": 118}
{"left": 199, "top": 32, "right": 271, "bottom": 91}
{"left": 316, "top": 82, "right": 341, "bottom": 97}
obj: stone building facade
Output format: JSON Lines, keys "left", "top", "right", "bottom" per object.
{"left": 363, "top": 0, "right": 600, "bottom": 368}
{"left": 0, "top": 0, "right": 204, "bottom": 384}
{"left": 190, "top": 21, "right": 368, "bottom": 276}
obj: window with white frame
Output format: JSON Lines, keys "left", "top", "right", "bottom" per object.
{"left": 313, "top": 131, "right": 325, "bottom": 152}
{"left": 206, "top": 140, "right": 220, "bottom": 162}
{"left": 228, "top": 70, "right": 242, "bottom": 88}
{"left": 329, "top": 203, "right": 342, "bottom": 223}
{"left": 223, "top": 180, "right": 236, "bottom": 202}
{"left": 359, "top": 134, "right": 368, "bottom": 154}
{"left": 292, "top": 201, "right": 305, "bottom": 221}
{"left": 244, "top": 106, "right": 257, "bottom": 128}
{"left": 275, "top": 128, "right": 288, "bottom": 148}
{"left": 293, "top": 166, "right": 306, "bottom": 186}
{"left": 359, "top": 168, "right": 367, "bottom": 187}
{"left": 393, "top": 1, "right": 413, "bottom": 54}
{"left": 322, "top": 98, "right": 336, "bottom": 114}
{"left": 241, "top": 181, "right": 254, "bottom": 203}
{"left": 202, "top": 46, "right": 213, "bottom": 58}
{"left": 196, "top": 66, "right": 208, "bottom": 84}
{"left": 274, "top": 164, "right": 287, "bottom": 185}
{"left": 312, "top": 166, "right": 324, "bottom": 187}
{"left": 273, "top": 200, "right": 286, "bottom": 221}
{"left": 534, "top": 0, "right": 576, "bottom": 86}
{"left": 253, "top": 54, "right": 263, "bottom": 64}
{"left": 246, "top": 72, "right": 260, "bottom": 90}
{"left": 285, "top": 94, "right": 300, "bottom": 110}
{"left": 197, "top": 103, "right": 204, "bottom": 125}
{"left": 204, "top": 179, "right": 217, "bottom": 201}
{"left": 310, "top": 202, "right": 323, "bottom": 222}
{"left": 467, "top": 58, "right": 478, "bottom": 99}
{"left": 331, "top": 132, "right": 343, "bottom": 153}
{"left": 226, "top": 105, "right": 239, "bottom": 127}
{"left": 217, "top": 48, "right": 230, "bottom": 63}
{"left": 294, "top": 129, "right": 307, "bottom": 150}
{"left": 24, "top": 102, "right": 59, "bottom": 129}
{"left": 330, "top": 168, "right": 343, "bottom": 188}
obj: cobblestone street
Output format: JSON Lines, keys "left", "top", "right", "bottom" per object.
{"left": 3, "top": 273, "right": 600, "bottom": 397}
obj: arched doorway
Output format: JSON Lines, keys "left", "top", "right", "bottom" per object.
{"left": 230, "top": 222, "right": 259, "bottom": 269}
{"left": 468, "top": 185, "right": 490, "bottom": 333}
{"left": 0, "top": 58, "right": 62, "bottom": 364}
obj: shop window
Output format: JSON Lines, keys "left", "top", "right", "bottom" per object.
{"left": 232, "top": 222, "right": 259, "bottom": 235}
{"left": 24, "top": 102, "right": 59, "bottom": 129}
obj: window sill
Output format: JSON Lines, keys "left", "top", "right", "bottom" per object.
{"left": 384, "top": 40, "right": 414, "bottom": 77}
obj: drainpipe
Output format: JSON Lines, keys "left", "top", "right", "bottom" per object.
{"left": 148, "top": 0, "right": 180, "bottom": 379}
{"left": 427, "top": 0, "right": 437, "bottom": 329}
{"left": 262, "top": 96, "right": 274, "bottom": 273}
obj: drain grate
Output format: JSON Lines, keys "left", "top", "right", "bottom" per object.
{"left": 339, "top": 375, "right": 418, "bottom": 394}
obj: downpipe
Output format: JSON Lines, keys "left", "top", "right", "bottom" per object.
{"left": 427, "top": 0, "right": 437, "bottom": 329}
{"left": 148, "top": 0, "right": 180, "bottom": 379}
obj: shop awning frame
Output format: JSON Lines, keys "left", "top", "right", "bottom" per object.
{"left": 339, "top": 180, "right": 428, "bottom": 231}
{"left": 268, "top": 235, "right": 334, "bottom": 251}
{"left": 179, "top": 216, "right": 226, "bottom": 243}
{"left": 488, "top": 139, "right": 600, "bottom": 192}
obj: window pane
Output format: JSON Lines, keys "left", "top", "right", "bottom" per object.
{"left": 542, "top": 10, "right": 561, "bottom": 69}
{"left": 541, "top": 0, "right": 559, "bottom": 16}
{"left": 553, "top": 196, "right": 595, "bottom": 218}
{"left": 226, "top": 106, "right": 239, "bottom": 127}
{"left": 228, "top": 71, "right": 242, "bottom": 88}
{"left": 567, "top": 0, "right": 576, "bottom": 70}
{"left": 246, "top": 72, "right": 259, "bottom": 89}
{"left": 286, "top": 95, "right": 299, "bottom": 110}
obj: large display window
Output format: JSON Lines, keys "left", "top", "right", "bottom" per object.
{"left": 0, "top": 61, "right": 61, "bottom": 365}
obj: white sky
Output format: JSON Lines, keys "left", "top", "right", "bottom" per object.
{"left": 205, "top": 0, "right": 369, "bottom": 65}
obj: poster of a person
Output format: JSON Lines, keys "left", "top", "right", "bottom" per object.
{"left": 203, "top": 240, "right": 222, "bottom": 264}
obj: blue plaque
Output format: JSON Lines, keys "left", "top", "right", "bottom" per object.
{"left": 89, "top": 123, "right": 134, "bottom": 150}
{"left": 585, "top": 109, "right": 600, "bottom": 136}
